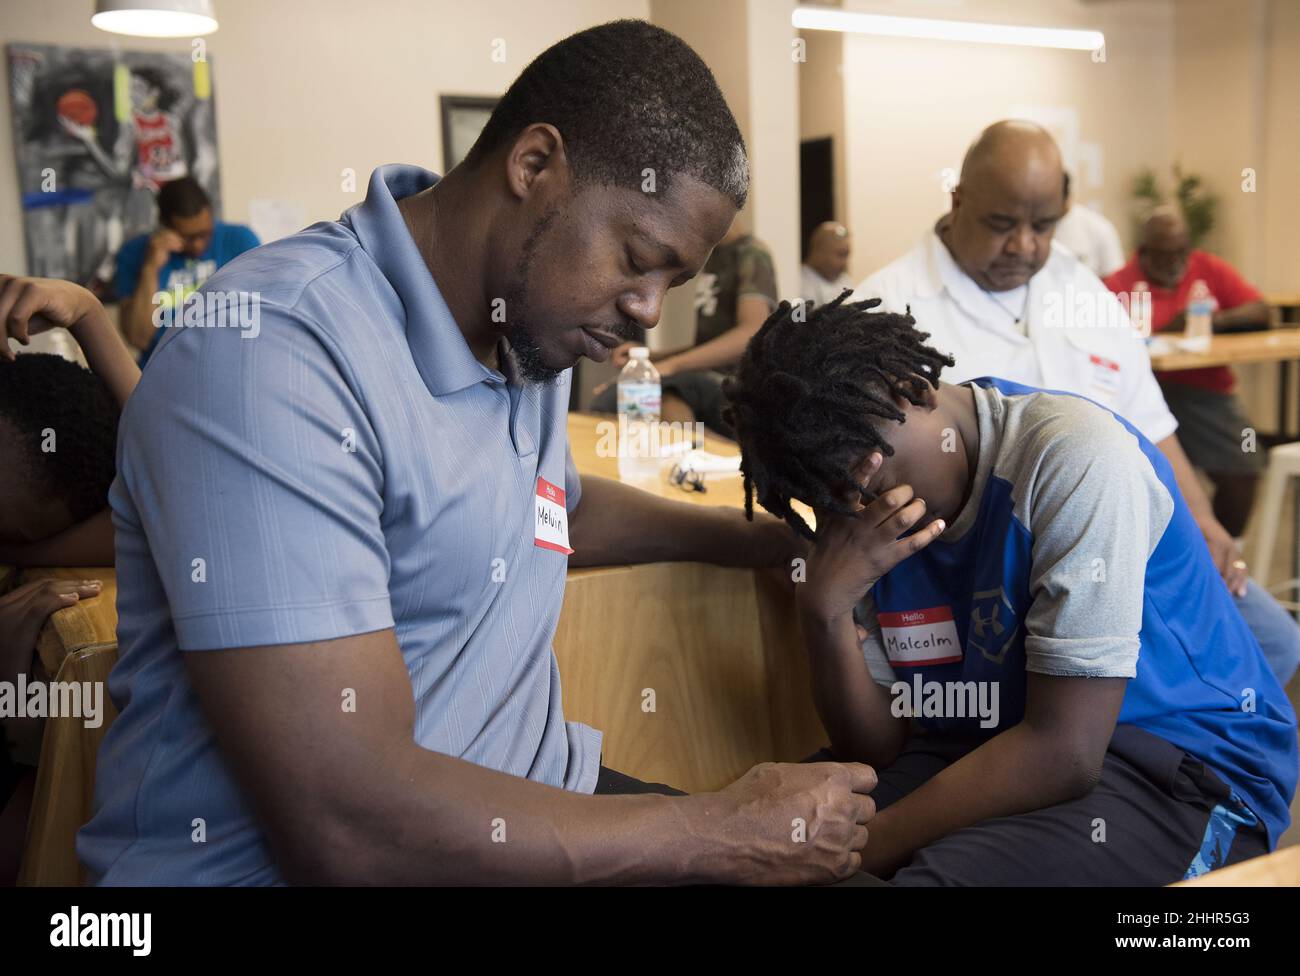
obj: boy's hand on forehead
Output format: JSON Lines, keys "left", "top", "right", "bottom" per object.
{"left": 799, "top": 452, "right": 945, "bottom": 622}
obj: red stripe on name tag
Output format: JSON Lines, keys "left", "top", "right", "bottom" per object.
{"left": 877, "top": 606, "right": 954, "bottom": 628}
{"left": 537, "top": 477, "right": 566, "bottom": 506}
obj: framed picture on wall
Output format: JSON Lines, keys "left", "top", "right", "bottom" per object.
{"left": 440, "top": 95, "right": 498, "bottom": 172}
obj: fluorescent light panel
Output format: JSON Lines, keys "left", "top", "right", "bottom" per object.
{"left": 792, "top": 7, "right": 1104, "bottom": 52}
{"left": 92, "top": 10, "right": 217, "bottom": 36}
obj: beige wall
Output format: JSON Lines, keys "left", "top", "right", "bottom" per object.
{"left": 1169, "top": 0, "right": 1299, "bottom": 431}
{"left": 836, "top": 0, "right": 1177, "bottom": 282}
{"left": 744, "top": 0, "right": 800, "bottom": 298}
{"left": 1172, "top": 0, "right": 1269, "bottom": 280}
{"left": 0, "top": 0, "right": 648, "bottom": 271}
{"left": 1260, "top": 0, "right": 1300, "bottom": 298}
{"left": 799, "top": 28, "right": 846, "bottom": 226}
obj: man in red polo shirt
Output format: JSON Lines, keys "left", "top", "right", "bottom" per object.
{"left": 1105, "top": 206, "right": 1271, "bottom": 536}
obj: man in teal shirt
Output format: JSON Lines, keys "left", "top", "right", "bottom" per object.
{"left": 115, "top": 176, "right": 259, "bottom": 364}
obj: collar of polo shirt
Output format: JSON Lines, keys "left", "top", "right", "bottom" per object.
{"left": 346, "top": 164, "right": 508, "bottom": 398}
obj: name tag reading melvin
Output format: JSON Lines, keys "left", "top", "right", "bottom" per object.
{"left": 534, "top": 477, "right": 573, "bottom": 554}
{"left": 877, "top": 606, "right": 962, "bottom": 667}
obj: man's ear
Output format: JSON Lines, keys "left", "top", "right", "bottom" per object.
{"left": 504, "top": 123, "right": 568, "bottom": 202}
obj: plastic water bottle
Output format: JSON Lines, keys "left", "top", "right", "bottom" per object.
{"left": 1183, "top": 279, "right": 1214, "bottom": 352}
{"left": 616, "top": 347, "right": 662, "bottom": 486}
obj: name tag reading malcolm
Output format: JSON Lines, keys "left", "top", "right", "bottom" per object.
{"left": 877, "top": 606, "right": 962, "bottom": 667}
{"left": 534, "top": 477, "right": 573, "bottom": 554}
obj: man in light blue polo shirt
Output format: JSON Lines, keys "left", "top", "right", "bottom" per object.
{"left": 78, "top": 21, "right": 879, "bottom": 886}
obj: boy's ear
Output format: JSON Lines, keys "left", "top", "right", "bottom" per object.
{"left": 890, "top": 382, "right": 939, "bottom": 414}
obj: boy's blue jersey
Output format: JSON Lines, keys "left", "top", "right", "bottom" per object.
{"left": 864, "top": 377, "right": 1298, "bottom": 845}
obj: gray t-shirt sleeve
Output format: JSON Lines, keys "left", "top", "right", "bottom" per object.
{"left": 118, "top": 306, "right": 395, "bottom": 651}
{"left": 853, "top": 590, "right": 898, "bottom": 686}
{"left": 1019, "top": 404, "right": 1175, "bottom": 677}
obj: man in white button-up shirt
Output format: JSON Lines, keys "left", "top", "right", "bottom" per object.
{"left": 855, "top": 120, "right": 1299, "bottom": 685}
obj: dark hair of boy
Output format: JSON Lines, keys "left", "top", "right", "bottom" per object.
{"left": 0, "top": 353, "right": 118, "bottom": 530}
{"left": 723, "top": 291, "right": 954, "bottom": 540}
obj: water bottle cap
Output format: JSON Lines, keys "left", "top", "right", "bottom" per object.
{"left": 630, "top": 346, "right": 650, "bottom": 358}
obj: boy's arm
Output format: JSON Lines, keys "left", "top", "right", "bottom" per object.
{"left": 0, "top": 508, "right": 115, "bottom": 567}
{"left": 797, "top": 593, "right": 908, "bottom": 769}
{"left": 793, "top": 472, "right": 946, "bottom": 768}
{"left": 860, "top": 674, "right": 1127, "bottom": 877}
{"left": 67, "top": 294, "right": 140, "bottom": 410}
{"left": 0, "top": 274, "right": 140, "bottom": 408}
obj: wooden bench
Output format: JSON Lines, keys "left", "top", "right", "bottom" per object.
{"left": 18, "top": 567, "right": 119, "bottom": 677}
{"left": 1174, "top": 844, "right": 1300, "bottom": 886}
{"left": 18, "top": 642, "right": 119, "bottom": 886}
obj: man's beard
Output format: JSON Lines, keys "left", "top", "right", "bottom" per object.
{"left": 504, "top": 209, "right": 566, "bottom": 385}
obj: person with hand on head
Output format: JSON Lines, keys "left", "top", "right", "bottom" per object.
{"left": 800, "top": 221, "right": 853, "bottom": 306}
{"left": 78, "top": 21, "right": 878, "bottom": 887}
{"left": 0, "top": 274, "right": 136, "bottom": 883}
{"left": 724, "top": 294, "right": 1297, "bottom": 884}
{"left": 115, "top": 176, "right": 259, "bottom": 365}
{"left": 855, "top": 120, "right": 1299, "bottom": 688}
{"left": 0, "top": 274, "right": 139, "bottom": 568}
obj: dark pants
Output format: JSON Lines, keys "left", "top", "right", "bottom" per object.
{"left": 809, "top": 724, "right": 1269, "bottom": 886}
{"left": 594, "top": 765, "right": 687, "bottom": 796}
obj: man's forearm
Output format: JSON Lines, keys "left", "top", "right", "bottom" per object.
{"left": 567, "top": 475, "right": 791, "bottom": 568}
{"left": 665, "top": 328, "right": 750, "bottom": 374}
{"left": 1156, "top": 434, "right": 1216, "bottom": 525}
{"left": 797, "top": 605, "right": 907, "bottom": 768}
{"left": 862, "top": 724, "right": 1100, "bottom": 877}
{"left": 293, "top": 744, "right": 715, "bottom": 885}
{"left": 1213, "top": 300, "right": 1271, "bottom": 331}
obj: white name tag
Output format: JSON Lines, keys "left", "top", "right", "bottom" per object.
{"left": 877, "top": 606, "right": 962, "bottom": 666}
{"left": 1089, "top": 354, "right": 1122, "bottom": 397}
{"left": 534, "top": 477, "right": 573, "bottom": 555}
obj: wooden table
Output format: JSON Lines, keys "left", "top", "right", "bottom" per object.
{"left": 565, "top": 412, "right": 747, "bottom": 508}
{"left": 1147, "top": 326, "right": 1300, "bottom": 371}
{"left": 1149, "top": 327, "right": 1300, "bottom": 443}
{"left": 558, "top": 414, "right": 825, "bottom": 791}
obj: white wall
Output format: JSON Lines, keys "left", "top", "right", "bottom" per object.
{"left": 0, "top": 0, "right": 648, "bottom": 270}
{"left": 745, "top": 0, "right": 800, "bottom": 301}
{"left": 835, "top": 0, "right": 1177, "bottom": 281}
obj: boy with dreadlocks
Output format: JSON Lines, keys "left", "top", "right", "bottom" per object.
{"left": 725, "top": 293, "right": 1297, "bottom": 885}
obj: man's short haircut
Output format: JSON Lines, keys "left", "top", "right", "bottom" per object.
{"left": 0, "top": 353, "right": 117, "bottom": 523}
{"left": 157, "top": 177, "right": 211, "bottom": 226}
{"left": 723, "top": 292, "right": 954, "bottom": 540}
{"left": 465, "top": 19, "right": 749, "bottom": 208}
